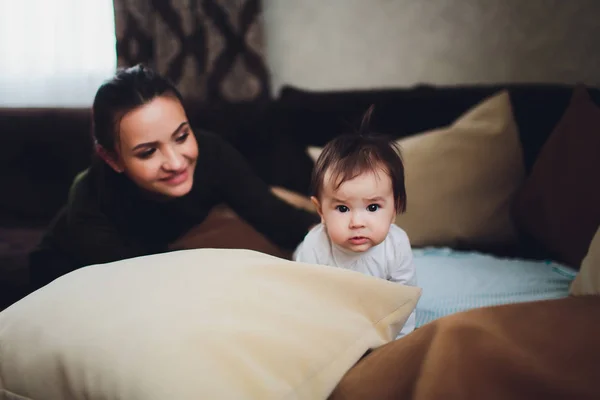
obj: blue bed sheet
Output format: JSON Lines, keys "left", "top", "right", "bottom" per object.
{"left": 413, "top": 248, "right": 578, "bottom": 327}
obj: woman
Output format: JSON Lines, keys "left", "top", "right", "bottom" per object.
{"left": 29, "top": 64, "right": 319, "bottom": 289}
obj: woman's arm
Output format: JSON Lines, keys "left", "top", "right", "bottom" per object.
{"left": 208, "top": 133, "right": 319, "bottom": 250}
{"left": 62, "top": 169, "right": 150, "bottom": 267}
{"left": 28, "top": 200, "right": 149, "bottom": 291}
{"left": 66, "top": 205, "right": 149, "bottom": 266}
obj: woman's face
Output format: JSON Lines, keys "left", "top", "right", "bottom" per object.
{"left": 111, "top": 95, "right": 198, "bottom": 198}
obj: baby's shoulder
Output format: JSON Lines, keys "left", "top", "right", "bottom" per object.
{"left": 294, "top": 223, "right": 331, "bottom": 262}
{"left": 387, "top": 224, "right": 411, "bottom": 246}
{"left": 302, "top": 223, "right": 329, "bottom": 247}
{"left": 383, "top": 224, "right": 412, "bottom": 257}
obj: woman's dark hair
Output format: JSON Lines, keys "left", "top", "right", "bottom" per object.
{"left": 310, "top": 105, "right": 407, "bottom": 213}
{"left": 92, "top": 64, "right": 184, "bottom": 152}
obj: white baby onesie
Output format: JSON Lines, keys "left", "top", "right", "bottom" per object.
{"left": 294, "top": 223, "right": 417, "bottom": 337}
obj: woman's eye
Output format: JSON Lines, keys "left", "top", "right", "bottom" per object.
{"left": 367, "top": 204, "right": 380, "bottom": 212}
{"left": 336, "top": 205, "right": 349, "bottom": 213}
{"left": 137, "top": 148, "right": 156, "bottom": 159}
{"left": 175, "top": 132, "right": 189, "bottom": 143}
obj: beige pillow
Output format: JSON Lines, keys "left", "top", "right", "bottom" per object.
{"left": 0, "top": 249, "right": 420, "bottom": 400}
{"left": 394, "top": 91, "right": 524, "bottom": 247}
{"left": 307, "top": 91, "right": 524, "bottom": 248}
{"left": 570, "top": 225, "right": 600, "bottom": 296}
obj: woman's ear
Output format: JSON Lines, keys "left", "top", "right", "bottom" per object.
{"left": 310, "top": 196, "right": 325, "bottom": 224}
{"left": 95, "top": 143, "right": 124, "bottom": 173}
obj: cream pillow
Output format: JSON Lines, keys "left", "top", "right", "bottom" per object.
{"left": 0, "top": 249, "right": 420, "bottom": 400}
{"left": 570, "top": 225, "right": 600, "bottom": 296}
{"left": 307, "top": 91, "right": 524, "bottom": 248}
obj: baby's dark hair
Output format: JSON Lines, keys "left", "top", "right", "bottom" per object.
{"left": 310, "top": 105, "right": 407, "bottom": 213}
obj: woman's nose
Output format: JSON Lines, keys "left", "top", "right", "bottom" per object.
{"left": 162, "top": 147, "right": 185, "bottom": 171}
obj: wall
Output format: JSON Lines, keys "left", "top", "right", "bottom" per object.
{"left": 263, "top": 0, "right": 600, "bottom": 94}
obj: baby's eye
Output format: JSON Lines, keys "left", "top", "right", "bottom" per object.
{"left": 367, "top": 204, "right": 380, "bottom": 212}
{"left": 336, "top": 205, "right": 349, "bottom": 213}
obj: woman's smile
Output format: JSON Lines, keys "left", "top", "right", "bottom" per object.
{"left": 160, "top": 167, "right": 190, "bottom": 186}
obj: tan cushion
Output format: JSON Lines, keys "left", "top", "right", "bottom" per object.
{"left": 570, "top": 225, "right": 600, "bottom": 296}
{"left": 513, "top": 86, "right": 600, "bottom": 268}
{"left": 394, "top": 90, "right": 524, "bottom": 248}
{"left": 169, "top": 187, "right": 316, "bottom": 260}
{"left": 0, "top": 249, "right": 421, "bottom": 400}
{"left": 168, "top": 204, "right": 291, "bottom": 259}
{"left": 307, "top": 91, "right": 524, "bottom": 249}
{"left": 271, "top": 186, "right": 317, "bottom": 214}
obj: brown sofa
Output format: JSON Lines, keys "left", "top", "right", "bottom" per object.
{"left": 1, "top": 82, "right": 598, "bottom": 292}
{"left": 1, "top": 83, "right": 599, "bottom": 398}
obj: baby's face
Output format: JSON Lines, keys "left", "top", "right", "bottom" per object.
{"left": 313, "top": 168, "right": 397, "bottom": 253}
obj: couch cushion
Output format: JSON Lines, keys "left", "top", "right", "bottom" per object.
{"left": 0, "top": 248, "right": 420, "bottom": 400}
{"left": 570, "top": 224, "right": 600, "bottom": 296}
{"left": 513, "top": 86, "right": 600, "bottom": 268}
{"left": 413, "top": 247, "right": 575, "bottom": 327}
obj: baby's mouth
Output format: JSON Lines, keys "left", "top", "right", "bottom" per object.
{"left": 349, "top": 236, "right": 368, "bottom": 244}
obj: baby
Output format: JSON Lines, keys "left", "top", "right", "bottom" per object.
{"left": 294, "top": 108, "right": 417, "bottom": 337}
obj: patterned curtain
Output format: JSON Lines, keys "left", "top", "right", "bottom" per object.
{"left": 113, "top": 0, "right": 271, "bottom": 105}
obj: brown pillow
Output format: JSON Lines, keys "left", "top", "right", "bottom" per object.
{"left": 168, "top": 205, "right": 291, "bottom": 259}
{"left": 330, "top": 296, "right": 600, "bottom": 400}
{"left": 513, "top": 86, "right": 600, "bottom": 268}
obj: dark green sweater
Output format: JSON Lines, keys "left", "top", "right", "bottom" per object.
{"left": 30, "top": 131, "right": 318, "bottom": 286}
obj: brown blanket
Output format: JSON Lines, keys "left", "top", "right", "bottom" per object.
{"left": 330, "top": 296, "right": 600, "bottom": 400}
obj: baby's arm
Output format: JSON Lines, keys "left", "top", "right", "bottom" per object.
{"left": 293, "top": 240, "right": 321, "bottom": 265}
{"left": 389, "top": 245, "right": 417, "bottom": 285}
{"left": 389, "top": 228, "right": 418, "bottom": 337}
{"left": 292, "top": 224, "right": 327, "bottom": 265}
